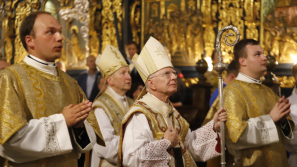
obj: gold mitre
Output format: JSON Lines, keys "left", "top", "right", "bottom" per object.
{"left": 95, "top": 45, "right": 128, "bottom": 79}
{"left": 132, "top": 37, "right": 173, "bottom": 83}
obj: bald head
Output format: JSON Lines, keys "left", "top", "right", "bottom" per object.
{"left": 0, "top": 60, "right": 9, "bottom": 71}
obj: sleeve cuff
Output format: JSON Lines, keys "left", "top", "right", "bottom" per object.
{"left": 71, "top": 120, "right": 96, "bottom": 153}
{"left": 281, "top": 119, "right": 294, "bottom": 141}
{"left": 49, "top": 114, "right": 73, "bottom": 155}
{"left": 259, "top": 114, "right": 279, "bottom": 144}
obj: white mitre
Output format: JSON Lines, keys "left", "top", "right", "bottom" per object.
{"left": 95, "top": 45, "right": 128, "bottom": 79}
{"left": 132, "top": 37, "right": 173, "bottom": 83}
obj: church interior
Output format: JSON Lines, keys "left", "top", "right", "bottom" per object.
{"left": 0, "top": 0, "right": 297, "bottom": 146}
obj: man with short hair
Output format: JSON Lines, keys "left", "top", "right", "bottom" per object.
{"left": 204, "top": 39, "right": 293, "bottom": 167}
{"left": 77, "top": 55, "right": 101, "bottom": 102}
{"left": 124, "top": 41, "right": 142, "bottom": 84}
{"left": 209, "top": 60, "right": 238, "bottom": 107}
{"left": 0, "top": 11, "right": 103, "bottom": 167}
{"left": 119, "top": 37, "right": 227, "bottom": 167}
{"left": 88, "top": 45, "right": 133, "bottom": 167}
{"left": 0, "top": 59, "right": 9, "bottom": 70}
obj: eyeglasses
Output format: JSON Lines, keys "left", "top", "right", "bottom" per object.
{"left": 153, "top": 71, "right": 178, "bottom": 79}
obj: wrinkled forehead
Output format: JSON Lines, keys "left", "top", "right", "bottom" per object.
{"left": 155, "top": 66, "right": 175, "bottom": 74}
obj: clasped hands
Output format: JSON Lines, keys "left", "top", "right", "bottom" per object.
{"left": 269, "top": 96, "right": 291, "bottom": 125}
{"left": 62, "top": 100, "right": 92, "bottom": 128}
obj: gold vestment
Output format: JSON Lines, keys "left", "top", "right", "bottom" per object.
{"left": 203, "top": 80, "right": 293, "bottom": 167}
{"left": 0, "top": 61, "right": 104, "bottom": 167}
{"left": 88, "top": 87, "right": 133, "bottom": 167}
{"left": 118, "top": 94, "right": 195, "bottom": 167}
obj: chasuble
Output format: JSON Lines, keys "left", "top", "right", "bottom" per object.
{"left": 88, "top": 86, "right": 133, "bottom": 167}
{"left": 204, "top": 73, "right": 293, "bottom": 167}
{"left": 118, "top": 93, "right": 221, "bottom": 167}
{"left": 0, "top": 59, "right": 103, "bottom": 167}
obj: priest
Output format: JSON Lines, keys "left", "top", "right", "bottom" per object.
{"left": 204, "top": 39, "right": 293, "bottom": 167}
{"left": 118, "top": 37, "right": 227, "bottom": 167}
{"left": 87, "top": 45, "right": 133, "bottom": 167}
{"left": 0, "top": 11, "right": 104, "bottom": 167}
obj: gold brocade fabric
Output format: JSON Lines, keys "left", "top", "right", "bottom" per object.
{"left": 118, "top": 94, "right": 195, "bottom": 167}
{"left": 0, "top": 61, "right": 104, "bottom": 167}
{"left": 87, "top": 88, "right": 133, "bottom": 167}
{"left": 203, "top": 80, "right": 293, "bottom": 167}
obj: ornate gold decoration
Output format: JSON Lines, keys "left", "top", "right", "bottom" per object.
{"left": 14, "top": 1, "right": 30, "bottom": 64}
{"left": 58, "top": 0, "right": 70, "bottom": 6}
{"left": 89, "top": 30, "right": 100, "bottom": 57}
{"left": 113, "top": 0, "right": 122, "bottom": 40}
{"left": 262, "top": 5, "right": 297, "bottom": 63}
{"left": 183, "top": 77, "right": 199, "bottom": 87}
{"left": 217, "top": 0, "right": 244, "bottom": 63}
{"left": 69, "top": 25, "right": 85, "bottom": 65}
{"left": 151, "top": 3, "right": 158, "bottom": 17}
{"left": 277, "top": 76, "right": 295, "bottom": 88}
{"left": 201, "top": 0, "right": 217, "bottom": 58}
{"left": 31, "top": 0, "right": 40, "bottom": 11}
{"left": 101, "top": 0, "right": 122, "bottom": 51}
{"left": 187, "top": 0, "right": 195, "bottom": 10}
{"left": 244, "top": 0, "right": 260, "bottom": 41}
{"left": 5, "top": 0, "right": 13, "bottom": 17}
{"left": 167, "top": 3, "right": 178, "bottom": 18}
{"left": 130, "top": 0, "right": 141, "bottom": 45}
{"left": 3, "top": 15, "right": 13, "bottom": 64}
{"left": 89, "top": 4, "right": 100, "bottom": 56}
{"left": 180, "top": 0, "right": 185, "bottom": 11}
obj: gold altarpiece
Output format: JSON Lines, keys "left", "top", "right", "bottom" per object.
{"left": 0, "top": 0, "right": 297, "bottom": 87}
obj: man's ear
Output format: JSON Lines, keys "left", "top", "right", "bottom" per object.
{"left": 106, "top": 76, "right": 113, "bottom": 86}
{"left": 26, "top": 35, "right": 34, "bottom": 50}
{"left": 147, "top": 79, "right": 156, "bottom": 91}
{"left": 230, "top": 73, "right": 236, "bottom": 80}
{"left": 239, "top": 57, "right": 246, "bottom": 67}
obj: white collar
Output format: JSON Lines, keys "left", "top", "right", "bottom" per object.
{"left": 107, "top": 86, "right": 126, "bottom": 101}
{"left": 147, "top": 92, "right": 171, "bottom": 107}
{"left": 236, "top": 72, "right": 262, "bottom": 84}
{"left": 24, "top": 55, "right": 57, "bottom": 76}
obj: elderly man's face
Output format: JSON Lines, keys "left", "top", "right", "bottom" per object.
{"left": 108, "top": 66, "right": 132, "bottom": 92}
{"left": 150, "top": 67, "right": 178, "bottom": 95}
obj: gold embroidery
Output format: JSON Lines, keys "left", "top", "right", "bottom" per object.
{"left": 60, "top": 72, "right": 75, "bottom": 104}
{"left": 7, "top": 66, "right": 25, "bottom": 108}
{"left": 110, "top": 45, "right": 120, "bottom": 59}
{"left": 118, "top": 100, "right": 192, "bottom": 167}
{"left": 25, "top": 66, "right": 47, "bottom": 118}
{"left": 155, "top": 47, "right": 167, "bottom": 58}
{"left": 204, "top": 80, "right": 291, "bottom": 167}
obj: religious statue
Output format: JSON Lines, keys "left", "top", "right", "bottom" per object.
{"left": 161, "top": 15, "right": 171, "bottom": 49}
{"left": 187, "top": 12, "right": 204, "bottom": 61}
{"left": 94, "top": 11, "right": 102, "bottom": 33}
{"left": 69, "top": 25, "right": 85, "bottom": 66}
{"left": 263, "top": 14, "right": 275, "bottom": 54}
{"left": 280, "top": 30, "right": 297, "bottom": 62}
{"left": 89, "top": 30, "right": 100, "bottom": 56}
{"left": 270, "top": 16, "right": 284, "bottom": 61}
{"left": 31, "top": 0, "right": 40, "bottom": 11}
